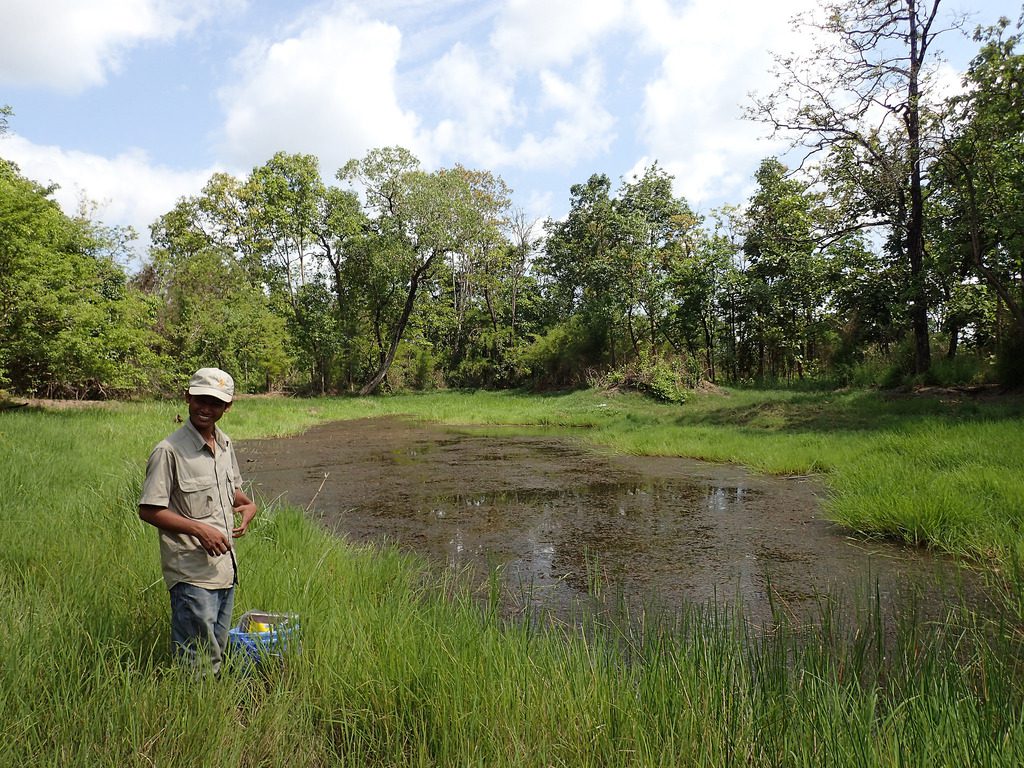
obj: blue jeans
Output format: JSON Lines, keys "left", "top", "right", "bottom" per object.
{"left": 169, "top": 582, "right": 235, "bottom": 675}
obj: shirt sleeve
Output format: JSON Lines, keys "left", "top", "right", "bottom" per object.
{"left": 229, "top": 445, "right": 243, "bottom": 491}
{"left": 139, "top": 445, "right": 174, "bottom": 508}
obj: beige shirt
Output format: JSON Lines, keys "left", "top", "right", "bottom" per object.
{"left": 139, "top": 420, "right": 243, "bottom": 590}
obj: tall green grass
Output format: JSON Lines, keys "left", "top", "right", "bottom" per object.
{"left": 1, "top": 390, "right": 1023, "bottom": 765}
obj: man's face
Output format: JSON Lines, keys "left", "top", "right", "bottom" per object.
{"left": 186, "top": 393, "right": 231, "bottom": 431}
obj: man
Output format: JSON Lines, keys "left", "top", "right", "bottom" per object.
{"left": 139, "top": 367, "right": 258, "bottom": 674}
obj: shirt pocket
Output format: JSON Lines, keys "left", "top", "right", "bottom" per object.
{"left": 176, "top": 469, "right": 216, "bottom": 520}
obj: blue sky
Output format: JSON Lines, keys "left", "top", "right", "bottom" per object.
{"left": 0, "top": 0, "right": 1016, "bottom": 263}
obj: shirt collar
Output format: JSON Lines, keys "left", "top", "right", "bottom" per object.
{"left": 182, "top": 418, "right": 229, "bottom": 453}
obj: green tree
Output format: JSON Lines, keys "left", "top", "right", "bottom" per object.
{"left": 306, "top": 185, "right": 371, "bottom": 390}
{"left": 615, "top": 163, "right": 699, "bottom": 356}
{"left": 504, "top": 210, "right": 541, "bottom": 348}
{"left": 338, "top": 148, "right": 511, "bottom": 394}
{"left": 750, "top": 0, "right": 962, "bottom": 375}
{"left": 540, "top": 174, "right": 626, "bottom": 371}
{"left": 461, "top": 209, "right": 544, "bottom": 386}
{"left": 147, "top": 182, "right": 293, "bottom": 392}
{"left": 667, "top": 210, "right": 738, "bottom": 383}
{"left": 539, "top": 167, "right": 700, "bottom": 385}
{"left": 740, "top": 158, "right": 829, "bottom": 380}
{"left": 243, "top": 152, "right": 342, "bottom": 391}
{"left": 824, "top": 232, "right": 902, "bottom": 374}
{"left": 437, "top": 167, "right": 517, "bottom": 386}
{"left": 0, "top": 159, "right": 159, "bottom": 397}
{"left": 932, "top": 16, "right": 1024, "bottom": 381}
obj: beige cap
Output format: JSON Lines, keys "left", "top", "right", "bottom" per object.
{"left": 187, "top": 367, "right": 234, "bottom": 402}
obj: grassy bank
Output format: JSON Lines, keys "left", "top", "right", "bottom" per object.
{"left": 1, "top": 389, "right": 1022, "bottom": 766}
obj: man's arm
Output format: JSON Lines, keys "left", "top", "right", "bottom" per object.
{"left": 138, "top": 504, "right": 232, "bottom": 556}
{"left": 231, "top": 489, "right": 258, "bottom": 538}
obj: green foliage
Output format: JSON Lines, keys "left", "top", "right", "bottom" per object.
{"left": 289, "top": 280, "right": 344, "bottom": 393}
{"left": 523, "top": 317, "right": 608, "bottom": 388}
{"left": 931, "top": 18, "right": 1024, "bottom": 386}
{"left": 144, "top": 232, "right": 293, "bottom": 393}
{"left": 379, "top": 340, "right": 442, "bottom": 391}
{"left": 831, "top": 352, "right": 898, "bottom": 389}
{"left": 750, "top": 0, "right": 954, "bottom": 376}
{"left": 0, "top": 159, "right": 162, "bottom": 397}
{"left": 738, "top": 158, "right": 831, "bottom": 381}
{"left": 412, "top": 345, "right": 439, "bottom": 390}
{"left": 338, "top": 149, "right": 515, "bottom": 394}
{"left": 594, "top": 353, "right": 689, "bottom": 403}
{"left": 924, "top": 351, "right": 991, "bottom": 388}
{"left": 539, "top": 166, "right": 700, "bottom": 374}
{"left": 827, "top": 342, "right": 997, "bottom": 391}
{"left": 241, "top": 153, "right": 341, "bottom": 390}
{"left": 996, "top": 331, "right": 1024, "bottom": 387}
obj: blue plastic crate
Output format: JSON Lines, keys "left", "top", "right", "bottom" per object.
{"left": 227, "top": 610, "right": 300, "bottom": 662}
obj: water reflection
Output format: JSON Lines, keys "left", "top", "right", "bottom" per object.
{"left": 399, "top": 479, "right": 975, "bottom": 628}
{"left": 240, "top": 418, "right": 987, "bottom": 630}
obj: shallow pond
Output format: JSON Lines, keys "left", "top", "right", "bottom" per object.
{"left": 238, "top": 417, "right": 989, "bottom": 629}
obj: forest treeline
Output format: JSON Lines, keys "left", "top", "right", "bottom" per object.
{"left": 1, "top": 6, "right": 1022, "bottom": 400}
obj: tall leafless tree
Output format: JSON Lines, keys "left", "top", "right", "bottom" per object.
{"left": 750, "top": 0, "right": 964, "bottom": 374}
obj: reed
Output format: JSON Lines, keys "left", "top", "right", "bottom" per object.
{"left": 1, "top": 389, "right": 1022, "bottom": 765}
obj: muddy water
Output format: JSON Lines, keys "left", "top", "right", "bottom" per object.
{"left": 238, "top": 417, "right": 986, "bottom": 628}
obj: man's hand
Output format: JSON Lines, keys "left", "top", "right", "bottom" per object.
{"left": 192, "top": 521, "right": 232, "bottom": 556}
{"left": 232, "top": 500, "right": 258, "bottom": 538}
{"left": 232, "top": 488, "right": 258, "bottom": 538}
{"left": 138, "top": 505, "right": 231, "bottom": 556}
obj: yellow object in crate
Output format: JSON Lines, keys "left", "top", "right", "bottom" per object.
{"left": 228, "top": 610, "right": 300, "bottom": 663}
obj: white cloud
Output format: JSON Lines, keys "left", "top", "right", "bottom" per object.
{"left": 930, "top": 60, "right": 969, "bottom": 105}
{"left": 422, "top": 0, "right": 624, "bottom": 171}
{"left": 0, "top": 0, "right": 239, "bottom": 91}
{"left": 521, "top": 189, "right": 554, "bottom": 225}
{"left": 425, "top": 53, "right": 616, "bottom": 170}
{"left": 632, "top": 0, "right": 816, "bottom": 207}
{"left": 217, "top": 5, "right": 422, "bottom": 175}
{"left": 426, "top": 43, "right": 518, "bottom": 134}
{"left": 2, "top": 134, "right": 216, "bottom": 261}
{"left": 490, "top": 0, "right": 627, "bottom": 70}
{"left": 511, "top": 60, "right": 616, "bottom": 165}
